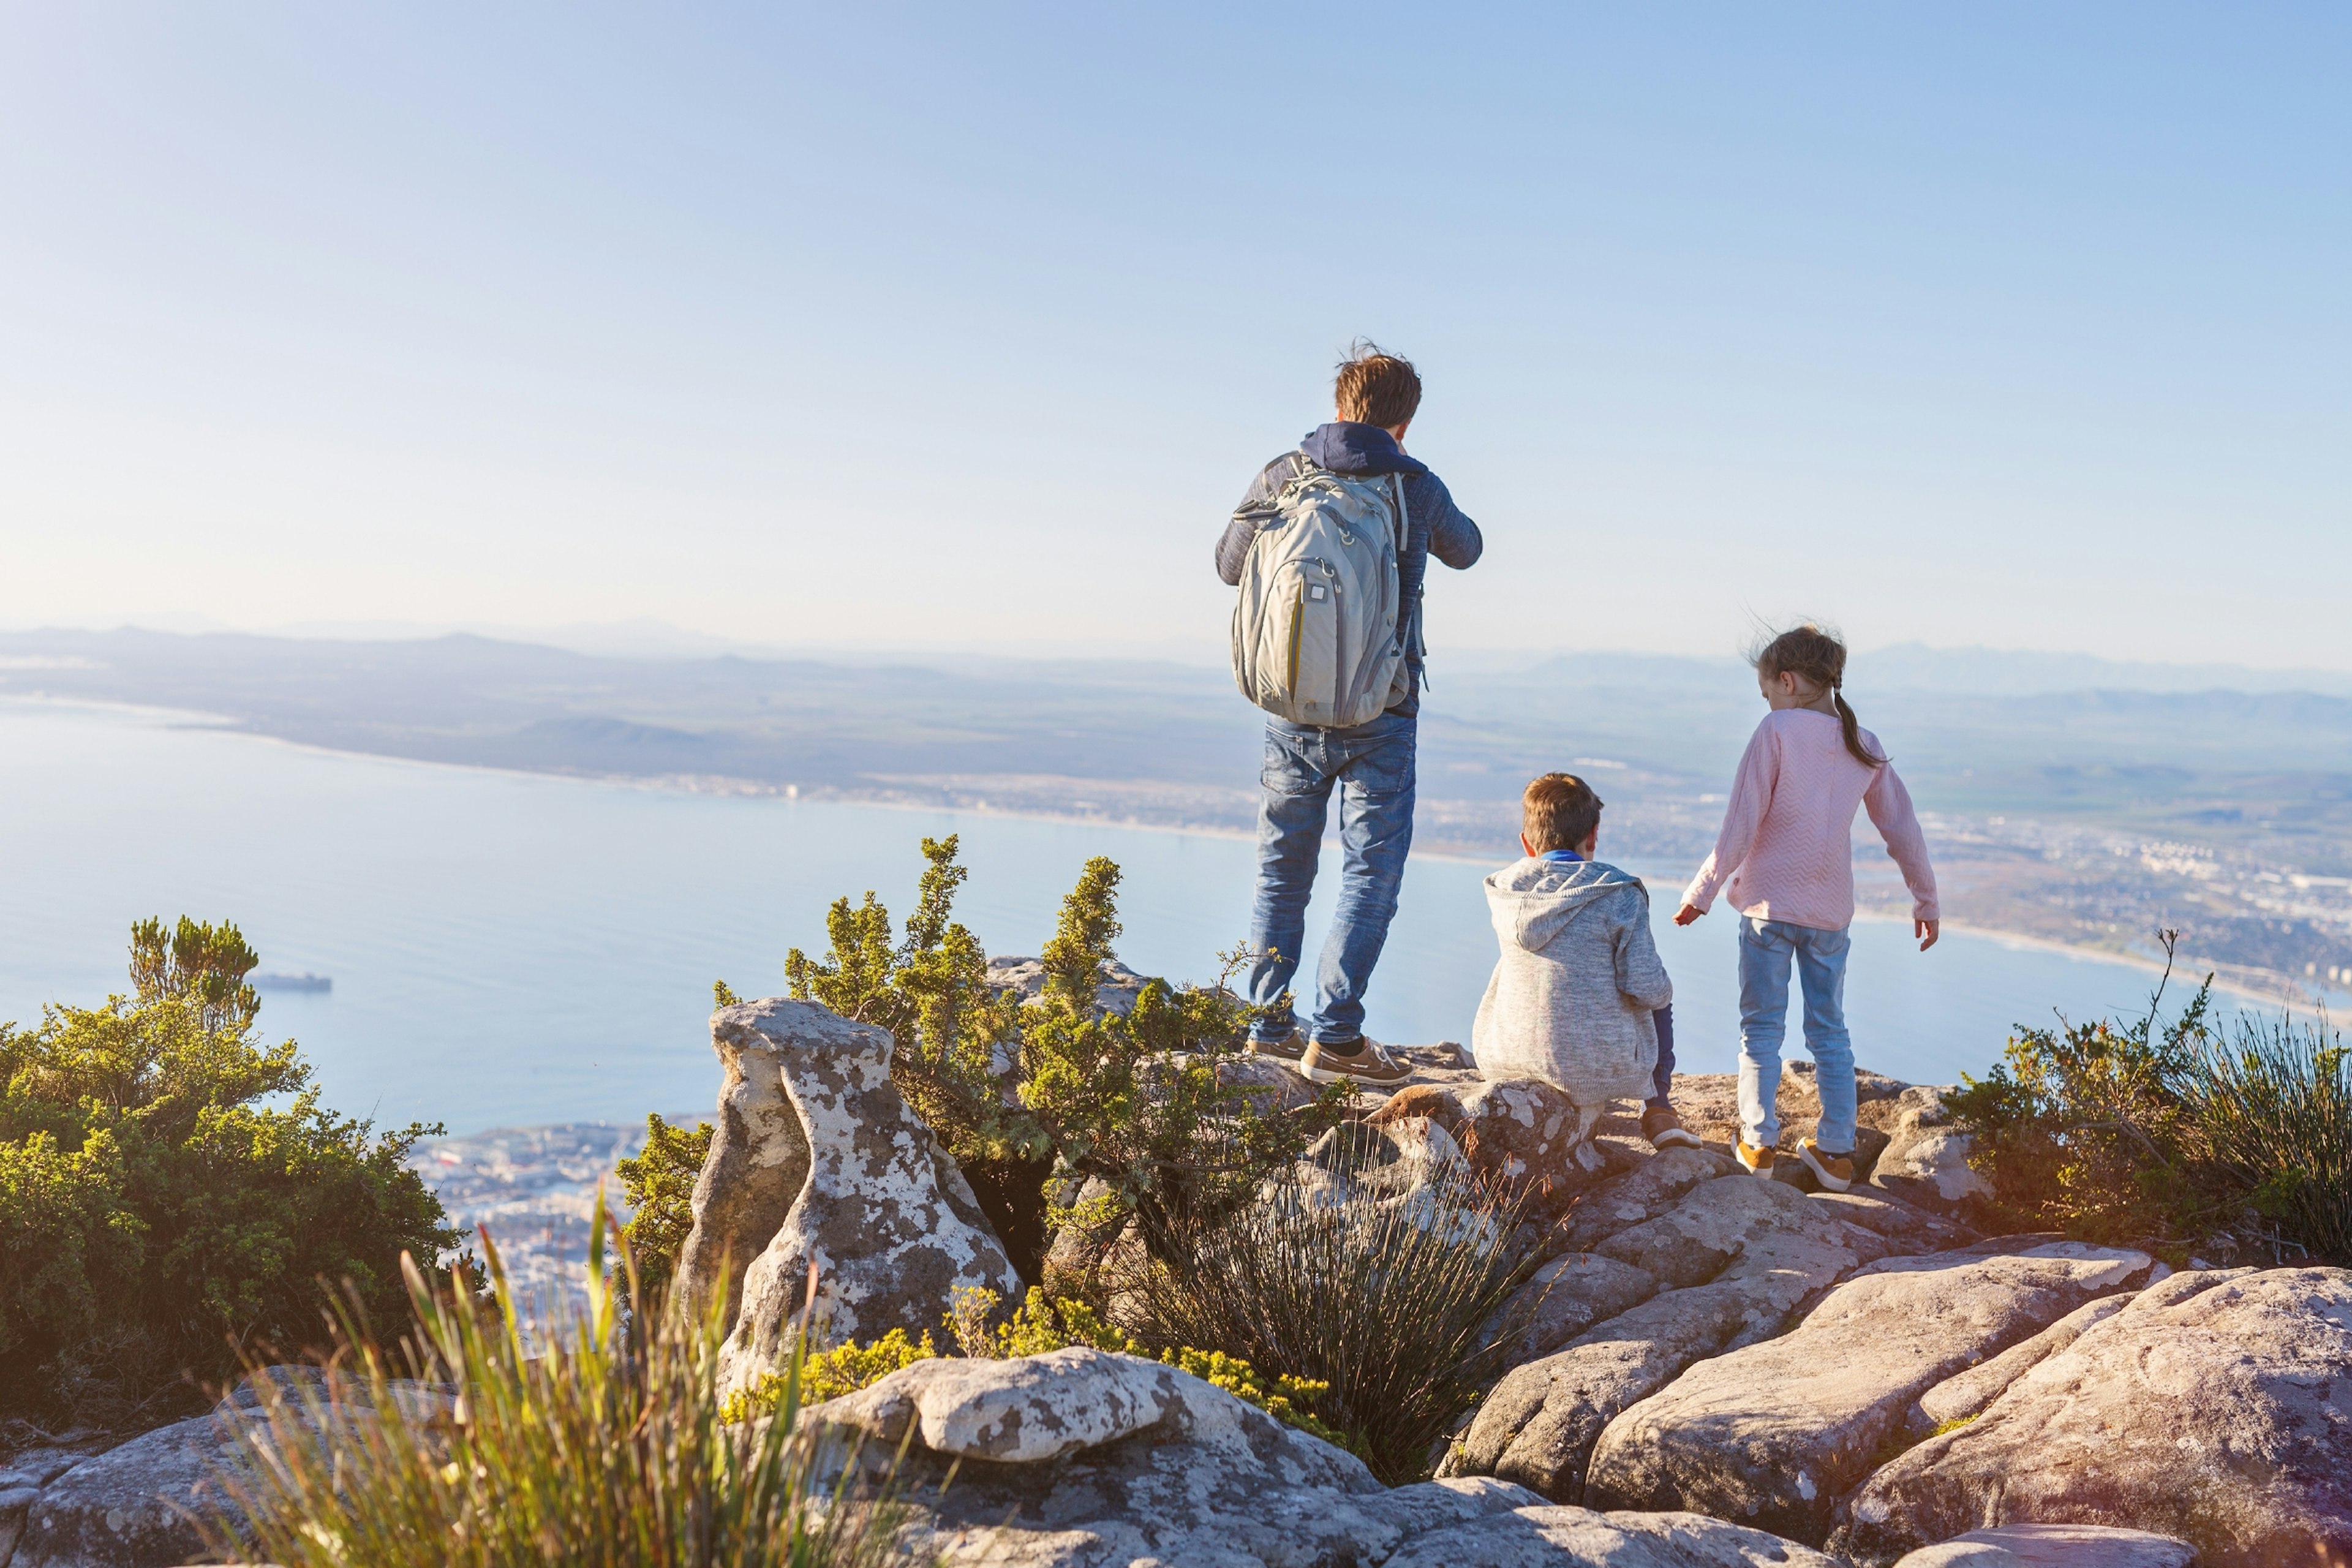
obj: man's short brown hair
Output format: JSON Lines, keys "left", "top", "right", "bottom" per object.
{"left": 1523, "top": 772, "right": 1604, "bottom": 854}
{"left": 1334, "top": 343, "right": 1422, "bottom": 428}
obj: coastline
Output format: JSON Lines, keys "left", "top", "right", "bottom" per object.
{"left": 7, "top": 693, "right": 2339, "bottom": 1020}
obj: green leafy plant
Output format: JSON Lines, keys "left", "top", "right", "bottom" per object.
{"left": 1016, "top": 858, "right": 1346, "bottom": 1263}
{"left": 1118, "top": 1136, "right": 1537, "bottom": 1484}
{"left": 786, "top": 835, "right": 1035, "bottom": 1166}
{"left": 617, "top": 1114, "right": 715, "bottom": 1306}
{"left": 1948, "top": 953, "right": 2217, "bottom": 1250}
{"left": 1951, "top": 929, "right": 2352, "bottom": 1264}
{"left": 0, "top": 918, "right": 460, "bottom": 1426}
{"left": 780, "top": 841, "right": 1340, "bottom": 1288}
{"left": 211, "top": 1198, "right": 912, "bottom": 1568}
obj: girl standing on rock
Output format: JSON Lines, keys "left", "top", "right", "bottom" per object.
{"left": 1673, "top": 624, "right": 1939, "bottom": 1192}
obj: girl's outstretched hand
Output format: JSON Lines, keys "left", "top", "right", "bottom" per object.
{"left": 1675, "top": 903, "right": 1704, "bottom": 926}
{"left": 1917, "top": 918, "right": 1940, "bottom": 951}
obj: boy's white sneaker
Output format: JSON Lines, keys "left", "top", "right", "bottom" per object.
{"left": 1798, "top": 1139, "right": 1855, "bottom": 1193}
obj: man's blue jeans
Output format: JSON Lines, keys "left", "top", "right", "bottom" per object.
{"left": 1736, "top": 916, "right": 1856, "bottom": 1153}
{"left": 1246, "top": 710, "right": 1415, "bottom": 1045}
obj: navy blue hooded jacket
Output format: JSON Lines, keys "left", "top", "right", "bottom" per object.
{"left": 1215, "top": 422, "right": 1483, "bottom": 718}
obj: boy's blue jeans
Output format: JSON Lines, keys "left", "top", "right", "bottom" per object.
{"left": 1736, "top": 916, "right": 1856, "bottom": 1153}
{"left": 1246, "top": 711, "right": 1415, "bottom": 1045}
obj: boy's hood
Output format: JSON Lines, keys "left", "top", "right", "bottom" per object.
{"left": 1483, "top": 856, "right": 1645, "bottom": 950}
{"left": 1300, "top": 422, "right": 1431, "bottom": 478}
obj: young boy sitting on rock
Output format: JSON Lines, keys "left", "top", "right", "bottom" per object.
{"left": 1472, "top": 772, "right": 1700, "bottom": 1151}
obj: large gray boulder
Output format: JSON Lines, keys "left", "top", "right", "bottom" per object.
{"left": 1890, "top": 1523, "right": 2196, "bottom": 1567}
{"left": 1378, "top": 1507, "right": 1850, "bottom": 1567}
{"left": 1866, "top": 1087, "right": 1991, "bottom": 1223}
{"left": 1583, "top": 1242, "right": 2155, "bottom": 1541}
{"left": 1455, "top": 1175, "right": 1878, "bottom": 1501}
{"left": 7, "top": 1367, "right": 453, "bottom": 1568}
{"left": 807, "top": 1346, "right": 1841, "bottom": 1567}
{"left": 1908, "top": 1293, "right": 2133, "bottom": 1436}
{"left": 1484, "top": 1253, "right": 1662, "bottom": 1367}
{"left": 1836, "top": 1266, "right": 2352, "bottom": 1567}
{"left": 1553, "top": 1147, "right": 1742, "bottom": 1254}
{"left": 1366, "top": 1077, "right": 1611, "bottom": 1221}
{"left": 710, "top": 999, "right": 1020, "bottom": 1386}
{"left": 673, "top": 1001, "right": 813, "bottom": 1327}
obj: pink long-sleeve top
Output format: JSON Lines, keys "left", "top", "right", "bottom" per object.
{"left": 1681, "top": 708, "right": 1940, "bottom": 930}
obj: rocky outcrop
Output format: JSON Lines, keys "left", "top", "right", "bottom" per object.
{"left": 673, "top": 1008, "right": 811, "bottom": 1327}
{"left": 1836, "top": 1265, "right": 2352, "bottom": 1567}
{"left": 1889, "top": 1524, "right": 2196, "bottom": 1567}
{"left": 1368, "top": 1077, "right": 1610, "bottom": 1219}
{"left": 1485, "top": 1253, "right": 1660, "bottom": 1366}
{"left": 1907, "top": 1292, "right": 2132, "bottom": 1437}
{"left": 984, "top": 954, "right": 1152, "bottom": 1017}
{"left": 1583, "top": 1242, "right": 2156, "bottom": 1540}
{"left": 1454, "top": 1170, "right": 1897, "bottom": 1501}
{"left": 806, "top": 1346, "right": 1844, "bottom": 1567}
{"left": 1864, "top": 1087, "right": 1991, "bottom": 1221}
{"left": 3, "top": 1366, "right": 453, "bottom": 1568}
{"left": 707, "top": 999, "right": 1020, "bottom": 1385}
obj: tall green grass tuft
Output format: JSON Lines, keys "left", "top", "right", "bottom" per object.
{"left": 208, "top": 1196, "right": 916, "bottom": 1568}
{"left": 2189, "top": 1012, "right": 2352, "bottom": 1263}
{"left": 1117, "top": 1135, "right": 1536, "bottom": 1485}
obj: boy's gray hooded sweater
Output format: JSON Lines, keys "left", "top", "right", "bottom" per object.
{"left": 1471, "top": 856, "right": 1673, "bottom": 1107}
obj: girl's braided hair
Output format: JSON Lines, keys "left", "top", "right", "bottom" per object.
{"left": 1751, "top": 623, "right": 1886, "bottom": 768}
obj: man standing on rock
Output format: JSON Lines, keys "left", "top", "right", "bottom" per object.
{"left": 1216, "top": 344, "right": 1483, "bottom": 1087}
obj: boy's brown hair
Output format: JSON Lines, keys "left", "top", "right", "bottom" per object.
{"left": 1334, "top": 342, "right": 1422, "bottom": 429}
{"left": 1523, "top": 772, "right": 1604, "bottom": 854}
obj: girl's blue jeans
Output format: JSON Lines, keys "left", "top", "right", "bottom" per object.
{"left": 1736, "top": 915, "right": 1856, "bottom": 1154}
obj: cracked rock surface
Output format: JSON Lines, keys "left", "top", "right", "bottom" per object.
{"left": 703, "top": 997, "right": 1021, "bottom": 1386}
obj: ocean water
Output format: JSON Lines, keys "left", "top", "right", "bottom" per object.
{"left": 0, "top": 699, "right": 2201, "bottom": 1135}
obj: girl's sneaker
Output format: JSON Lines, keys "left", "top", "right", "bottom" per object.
{"left": 1736, "top": 1139, "right": 1777, "bottom": 1178}
{"left": 1798, "top": 1139, "right": 1855, "bottom": 1193}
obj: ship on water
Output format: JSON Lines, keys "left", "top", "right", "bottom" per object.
{"left": 251, "top": 972, "right": 332, "bottom": 993}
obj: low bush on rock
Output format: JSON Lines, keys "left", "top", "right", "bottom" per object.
{"left": 777, "top": 837, "right": 1345, "bottom": 1283}
{"left": 1120, "top": 1134, "right": 1538, "bottom": 1484}
{"left": 617, "top": 1112, "right": 715, "bottom": 1306}
{"left": 214, "top": 1201, "right": 908, "bottom": 1568}
{"left": 1952, "top": 931, "right": 2352, "bottom": 1264}
{"left": 0, "top": 917, "right": 460, "bottom": 1427}
{"left": 728, "top": 1283, "right": 1349, "bottom": 1449}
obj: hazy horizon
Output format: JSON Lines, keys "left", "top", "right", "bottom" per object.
{"left": 10, "top": 614, "right": 2352, "bottom": 692}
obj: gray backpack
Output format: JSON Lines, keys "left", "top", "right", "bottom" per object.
{"left": 1229, "top": 455, "right": 1410, "bottom": 728}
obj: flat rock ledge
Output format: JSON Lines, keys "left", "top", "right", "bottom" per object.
{"left": 805, "top": 1346, "right": 1846, "bottom": 1568}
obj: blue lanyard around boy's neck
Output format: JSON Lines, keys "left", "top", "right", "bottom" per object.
{"left": 1540, "top": 849, "right": 1585, "bottom": 863}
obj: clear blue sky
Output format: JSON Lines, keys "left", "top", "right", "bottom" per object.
{"left": 1, "top": 4, "right": 2345, "bottom": 666}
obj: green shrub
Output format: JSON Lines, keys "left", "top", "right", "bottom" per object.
{"left": 1948, "top": 958, "right": 2218, "bottom": 1250}
{"left": 729, "top": 1284, "right": 1348, "bottom": 1450}
{"left": 617, "top": 1114, "right": 715, "bottom": 1306}
{"left": 782, "top": 840, "right": 1344, "bottom": 1283}
{"left": 1118, "top": 1136, "right": 1536, "bottom": 1484}
{"left": 1951, "top": 930, "right": 2352, "bottom": 1264}
{"left": 211, "top": 1200, "right": 909, "bottom": 1568}
{"left": 0, "top": 918, "right": 460, "bottom": 1425}
{"left": 786, "top": 835, "right": 1036, "bottom": 1166}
